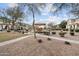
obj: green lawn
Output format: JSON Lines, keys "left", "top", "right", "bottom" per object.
{"left": 0, "top": 32, "right": 26, "bottom": 42}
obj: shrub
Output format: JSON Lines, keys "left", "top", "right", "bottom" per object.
{"left": 0, "top": 29, "right": 2, "bottom": 31}
{"left": 36, "top": 32, "right": 44, "bottom": 34}
{"left": 75, "top": 29, "right": 79, "bottom": 32}
{"left": 70, "top": 29, "right": 74, "bottom": 32}
{"left": 22, "top": 31, "right": 24, "bottom": 34}
{"left": 47, "top": 38, "right": 51, "bottom": 40}
{"left": 70, "top": 32, "right": 74, "bottom": 36}
{"left": 59, "top": 31, "right": 66, "bottom": 37}
{"left": 52, "top": 32, "right": 56, "bottom": 35}
{"left": 7, "top": 30, "right": 11, "bottom": 32}
{"left": 63, "top": 29, "right": 68, "bottom": 31}
{"left": 70, "top": 29, "right": 75, "bottom": 36}
{"left": 44, "top": 32, "right": 50, "bottom": 35}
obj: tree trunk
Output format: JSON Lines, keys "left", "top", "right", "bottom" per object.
{"left": 1, "top": 24, "right": 3, "bottom": 31}
{"left": 33, "top": 19, "right": 36, "bottom": 38}
{"left": 32, "top": 9, "right": 36, "bottom": 39}
{"left": 11, "top": 19, "right": 15, "bottom": 30}
{"left": 2, "top": 19, "right": 5, "bottom": 30}
{"left": 73, "top": 24, "right": 75, "bottom": 33}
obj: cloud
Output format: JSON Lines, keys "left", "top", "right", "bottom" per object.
{"left": 47, "top": 16, "right": 64, "bottom": 24}
{"left": 8, "top": 3, "right": 18, "bottom": 8}
{"left": 41, "top": 12, "right": 48, "bottom": 15}
{"left": 39, "top": 4, "right": 53, "bottom": 16}
{"left": 41, "top": 4, "right": 57, "bottom": 16}
{"left": 45, "top": 4, "right": 57, "bottom": 13}
{"left": 35, "top": 19, "right": 44, "bottom": 23}
{"left": 35, "top": 16, "right": 60, "bottom": 24}
{"left": 45, "top": 4, "right": 52, "bottom": 13}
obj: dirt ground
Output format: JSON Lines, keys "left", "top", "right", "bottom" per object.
{"left": 0, "top": 35, "right": 79, "bottom": 56}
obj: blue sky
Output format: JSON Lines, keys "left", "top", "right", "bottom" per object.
{"left": 0, "top": 3, "right": 74, "bottom": 25}
{"left": 0, "top": 3, "right": 8, "bottom": 9}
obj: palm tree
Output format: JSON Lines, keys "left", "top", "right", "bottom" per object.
{"left": 20, "top": 4, "right": 45, "bottom": 39}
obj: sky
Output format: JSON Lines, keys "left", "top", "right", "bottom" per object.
{"left": 0, "top": 3, "right": 75, "bottom": 25}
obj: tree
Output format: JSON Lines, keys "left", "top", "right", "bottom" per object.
{"left": 20, "top": 4, "right": 45, "bottom": 39}
{"left": 59, "top": 20, "right": 67, "bottom": 29}
{"left": 0, "top": 16, "right": 11, "bottom": 30}
{"left": 50, "top": 3, "right": 79, "bottom": 32}
{"left": 50, "top": 3, "right": 79, "bottom": 18}
{"left": 6, "top": 6, "right": 24, "bottom": 30}
{"left": 0, "top": 9, "right": 6, "bottom": 30}
{"left": 0, "top": 9, "right": 11, "bottom": 30}
{"left": 48, "top": 22, "right": 54, "bottom": 29}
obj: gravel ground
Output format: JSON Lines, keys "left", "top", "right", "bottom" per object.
{"left": 0, "top": 35, "right": 79, "bottom": 56}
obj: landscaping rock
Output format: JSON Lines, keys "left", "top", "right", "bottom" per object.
{"left": 38, "top": 39, "right": 42, "bottom": 43}
{"left": 47, "top": 38, "right": 51, "bottom": 40}
{"left": 64, "top": 41, "right": 71, "bottom": 45}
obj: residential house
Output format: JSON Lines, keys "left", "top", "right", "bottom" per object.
{"left": 34, "top": 23, "right": 46, "bottom": 32}
{"left": 66, "top": 19, "right": 79, "bottom": 30}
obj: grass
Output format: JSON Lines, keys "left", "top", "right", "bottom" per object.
{"left": 0, "top": 31, "right": 27, "bottom": 42}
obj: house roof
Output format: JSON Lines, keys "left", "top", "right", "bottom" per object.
{"left": 67, "top": 18, "right": 79, "bottom": 25}
{"left": 35, "top": 23, "right": 46, "bottom": 25}
{"left": 74, "top": 20, "right": 79, "bottom": 24}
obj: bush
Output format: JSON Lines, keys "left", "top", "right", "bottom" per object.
{"left": 47, "top": 38, "right": 51, "bottom": 40}
{"left": 55, "top": 28, "right": 61, "bottom": 30}
{"left": 70, "top": 29, "right": 75, "bottom": 36}
{"left": 52, "top": 32, "right": 56, "bottom": 35}
{"left": 75, "top": 29, "right": 79, "bottom": 32}
{"left": 44, "top": 32, "right": 50, "bottom": 35}
{"left": 36, "top": 32, "right": 43, "bottom": 34}
{"left": 70, "top": 32, "right": 74, "bottom": 36}
{"left": 0, "top": 29, "right": 2, "bottom": 31}
{"left": 22, "top": 31, "right": 24, "bottom": 34}
{"left": 7, "top": 30, "right": 11, "bottom": 32}
{"left": 70, "top": 29, "right": 74, "bottom": 32}
{"left": 63, "top": 29, "right": 68, "bottom": 31}
{"left": 59, "top": 31, "right": 66, "bottom": 37}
